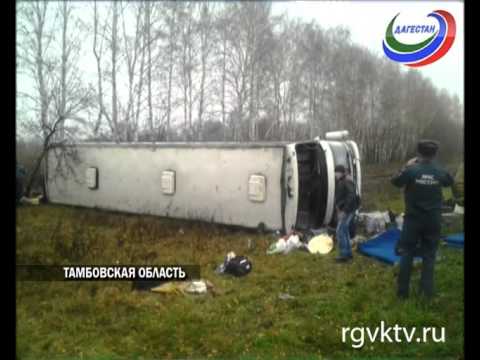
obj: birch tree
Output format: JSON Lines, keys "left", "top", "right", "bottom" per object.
{"left": 17, "top": 1, "right": 93, "bottom": 197}
{"left": 196, "top": 3, "right": 215, "bottom": 141}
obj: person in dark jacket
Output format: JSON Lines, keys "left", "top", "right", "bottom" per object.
{"left": 391, "top": 140, "right": 454, "bottom": 299}
{"left": 334, "top": 164, "right": 357, "bottom": 263}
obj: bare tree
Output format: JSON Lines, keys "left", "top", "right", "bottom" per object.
{"left": 145, "top": 1, "right": 154, "bottom": 138}
{"left": 247, "top": 3, "right": 271, "bottom": 141}
{"left": 121, "top": 2, "right": 145, "bottom": 141}
{"left": 92, "top": 1, "right": 104, "bottom": 137}
{"left": 161, "top": 2, "right": 182, "bottom": 141}
{"left": 16, "top": 2, "right": 463, "bottom": 165}
{"left": 196, "top": 3, "right": 215, "bottom": 141}
{"left": 17, "top": 1, "right": 92, "bottom": 197}
{"left": 213, "top": 5, "right": 233, "bottom": 140}
{"left": 17, "top": 1, "right": 53, "bottom": 140}
{"left": 134, "top": 8, "right": 146, "bottom": 143}
{"left": 178, "top": 3, "right": 196, "bottom": 140}
{"left": 111, "top": 2, "right": 120, "bottom": 142}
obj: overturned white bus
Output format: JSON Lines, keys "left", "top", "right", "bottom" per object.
{"left": 45, "top": 131, "right": 361, "bottom": 233}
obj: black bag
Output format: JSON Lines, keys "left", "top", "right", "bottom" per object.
{"left": 224, "top": 256, "right": 252, "bottom": 277}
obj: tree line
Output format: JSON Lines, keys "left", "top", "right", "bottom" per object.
{"left": 16, "top": 1, "right": 463, "bottom": 166}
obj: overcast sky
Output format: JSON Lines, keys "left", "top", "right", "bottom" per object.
{"left": 271, "top": 1, "right": 464, "bottom": 101}
{"left": 17, "top": 0, "right": 464, "bottom": 132}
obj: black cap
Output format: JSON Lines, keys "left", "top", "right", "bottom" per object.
{"left": 417, "top": 140, "right": 439, "bottom": 158}
{"left": 334, "top": 165, "right": 346, "bottom": 173}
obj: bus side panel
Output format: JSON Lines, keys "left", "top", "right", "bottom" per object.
{"left": 46, "top": 146, "right": 285, "bottom": 230}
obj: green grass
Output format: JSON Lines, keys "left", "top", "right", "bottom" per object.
{"left": 16, "top": 169, "right": 464, "bottom": 360}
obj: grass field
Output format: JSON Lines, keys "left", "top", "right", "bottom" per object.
{"left": 16, "top": 163, "right": 464, "bottom": 360}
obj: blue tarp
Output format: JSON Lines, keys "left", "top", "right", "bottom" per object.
{"left": 358, "top": 228, "right": 405, "bottom": 265}
{"left": 443, "top": 233, "right": 464, "bottom": 249}
{"left": 358, "top": 229, "right": 465, "bottom": 265}
{"left": 358, "top": 228, "right": 423, "bottom": 265}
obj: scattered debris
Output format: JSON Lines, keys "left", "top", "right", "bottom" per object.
{"left": 358, "top": 211, "right": 391, "bottom": 235}
{"left": 395, "top": 214, "right": 404, "bottom": 231}
{"left": 267, "top": 238, "right": 287, "bottom": 255}
{"left": 150, "top": 282, "right": 186, "bottom": 294}
{"left": 224, "top": 255, "right": 252, "bottom": 276}
{"left": 184, "top": 281, "right": 208, "bottom": 294}
{"left": 150, "top": 279, "right": 215, "bottom": 295}
{"left": 215, "top": 262, "right": 226, "bottom": 274}
{"left": 215, "top": 251, "right": 236, "bottom": 274}
{"left": 216, "top": 251, "right": 252, "bottom": 277}
{"left": 442, "top": 199, "right": 456, "bottom": 213}
{"left": 20, "top": 195, "right": 43, "bottom": 206}
{"left": 351, "top": 235, "right": 367, "bottom": 246}
{"left": 307, "top": 234, "right": 334, "bottom": 255}
{"left": 268, "top": 229, "right": 337, "bottom": 255}
{"left": 441, "top": 211, "right": 463, "bottom": 229}
{"left": 453, "top": 204, "right": 464, "bottom": 215}
{"left": 278, "top": 293, "right": 296, "bottom": 300}
{"left": 443, "top": 233, "right": 464, "bottom": 249}
{"left": 267, "top": 232, "right": 306, "bottom": 255}
{"left": 284, "top": 234, "right": 303, "bottom": 254}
